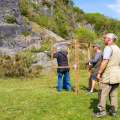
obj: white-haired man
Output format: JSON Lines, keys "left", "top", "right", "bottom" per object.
{"left": 53, "top": 46, "right": 71, "bottom": 92}
{"left": 95, "top": 33, "right": 120, "bottom": 117}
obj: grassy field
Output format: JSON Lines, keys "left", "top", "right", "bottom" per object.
{"left": 0, "top": 70, "right": 120, "bottom": 120}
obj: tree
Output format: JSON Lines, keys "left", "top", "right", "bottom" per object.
{"left": 75, "top": 27, "right": 97, "bottom": 43}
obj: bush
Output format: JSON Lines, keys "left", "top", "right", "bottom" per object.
{"left": 22, "top": 31, "right": 31, "bottom": 37}
{"left": 31, "top": 39, "right": 52, "bottom": 53}
{"left": 29, "top": 65, "right": 43, "bottom": 78}
{"left": 3, "top": 55, "right": 29, "bottom": 77}
{"left": 19, "top": 0, "right": 31, "bottom": 16}
{"left": 17, "top": 51, "right": 37, "bottom": 68}
{"left": 0, "top": 51, "right": 38, "bottom": 77}
{"left": 29, "top": 13, "right": 58, "bottom": 32}
{"left": 5, "top": 15, "right": 17, "bottom": 24}
{"left": 31, "top": 3, "right": 40, "bottom": 11}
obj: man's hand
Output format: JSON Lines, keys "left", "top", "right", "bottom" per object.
{"left": 97, "top": 59, "right": 109, "bottom": 81}
{"left": 97, "top": 73, "right": 102, "bottom": 81}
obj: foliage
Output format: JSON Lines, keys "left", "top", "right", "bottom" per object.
{"left": 85, "top": 13, "right": 120, "bottom": 35}
{"left": 22, "top": 31, "right": 31, "bottom": 37}
{"left": 29, "top": 65, "right": 43, "bottom": 77}
{"left": 19, "top": 0, "right": 85, "bottom": 39}
{"left": 22, "top": 17, "right": 31, "bottom": 36}
{"left": 31, "top": 3, "right": 40, "bottom": 11}
{"left": 54, "top": 0, "right": 84, "bottom": 38}
{"left": 19, "top": 0, "right": 31, "bottom": 16}
{"left": 31, "top": 39, "right": 52, "bottom": 53}
{"left": 5, "top": 15, "right": 17, "bottom": 24}
{"left": 75, "top": 27, "right": 97, "bottom": 43}
{"left": 0, "top": 51, "right": 40, "bottom": 77}
{"left": 19, "top": 0, "right": 120, "bottom": 41}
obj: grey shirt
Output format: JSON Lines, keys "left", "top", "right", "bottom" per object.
{"left": 103, "top": 46, "right": 113, "bottom": 60}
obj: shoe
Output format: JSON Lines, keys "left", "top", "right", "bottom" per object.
{"left": 110, "top": 112, "right": 117, "bottom": 117}
{"left": 97, "top": 104, "right": 101, "bottom": 109}
{"left": 94, "top": 111, "right": 107, "bottom": 118}
{"left": 109, "top": 106, "right": 117, "bottom": 117}
{"left": 66, "top": 87, "right": 71, "bottom": 92}
{"left": 87, "top": 91, "right": 93, "bottom": 95}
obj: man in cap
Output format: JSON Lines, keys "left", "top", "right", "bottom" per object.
{"left": 53, "top": 45, "right": 71, "bottom": 92}
{"left": 87, "top": 43, "right": 102, "bottom": 93}
{"left": 95, "top": 33, "right": 120, "bottom": 117}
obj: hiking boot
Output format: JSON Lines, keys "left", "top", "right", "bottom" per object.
{"left": 94, "top": 111, "right": 107, "bottom": 118}
{"left": 109, "top": 106, "right": 117, "bottom": 117}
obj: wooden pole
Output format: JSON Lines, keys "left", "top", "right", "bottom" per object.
{"left": 68, "top": 47, "right": 70, "bottom": 64}
{"left": 87, "top": 42, "right": 91, "bottom": 61}
{"left": 87, "top": 42, "right": 92, "bottom": 90}
{"left": 50, "top": 40, "right": 55, "bottom": 88}
{"left": 74, "top": 39, "right": 80, "bottom": 95}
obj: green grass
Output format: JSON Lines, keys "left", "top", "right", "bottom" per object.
{"left": 0, "top": 70, "right": 120, "bottom": 120}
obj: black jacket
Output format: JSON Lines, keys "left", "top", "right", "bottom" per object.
{"left": 53, "top": 51, "right": 69, "bottom": 72}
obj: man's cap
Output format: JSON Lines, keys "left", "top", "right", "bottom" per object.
{"left": 104, "top": 33, "right": 118, "bottom": 41}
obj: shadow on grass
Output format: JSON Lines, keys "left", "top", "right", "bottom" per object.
{"left": 80, "top": 85, "right": 89, "bottom": 91}
{"left": 89, "top": 98, "right": 99, "bottom": 113}
{"left": 89, "top": 98, "right": 111, "bottom": 113}
{"left": 80, "top": 85, "right": 99, "bottom": 93}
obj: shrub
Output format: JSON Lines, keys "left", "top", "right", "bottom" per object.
{"left": 29, "top": 13, "right": 58, "bottom": 32}
{"left": 31, "top": 39, "right": 52, "bottom": 53}
{"left": 19, "top": 0, "right": 31, "bottom": 16}
{"left": 22, "top": 31, "right": 31, "bottom": 37}
{"left": 31, "top": 3, "right": 40, "bottom": 11}
{"left": 29, "top": 65, "right": 43, "bottom": 78}
{"left": 5, "top": 15, "right": 17, "bottom": 24}
{"left": 0, "top": 51, "right": 38, "bottom": 77}
{"left": 17, "top": 51, "right": 37, "bottom": 68}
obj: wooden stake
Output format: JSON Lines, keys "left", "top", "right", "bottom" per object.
{"left": 74, "top": 39, "right": 80, "bottom": 95}
{"left": 50, "top": 40, "right": 55, "bottom": 88}
{"left": 87, "top": 42, "right": 92, "bottom": 89}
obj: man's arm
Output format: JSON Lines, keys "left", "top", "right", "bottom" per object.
{"left": 98, "top": 60, "right": 109, "bottom": 74}
{"left": 53, "top": 52, "right": 57, "bottom": 58}
{"left": 97, "top": 46, "right": 112, "bottom": 80}
{"left": 97, "top": 60, "right": 109, "bottom": 80}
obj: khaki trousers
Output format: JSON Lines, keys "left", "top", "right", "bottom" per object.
{"left": 98, "top": 83, "right": 119, "bottom": 112}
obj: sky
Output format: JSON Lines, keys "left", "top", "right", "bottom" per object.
{"left": 74, "top": 0, "right": 120, "bottom": 20}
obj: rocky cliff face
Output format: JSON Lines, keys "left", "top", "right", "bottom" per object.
{"left": 0, "top": 0, "right": 23, "bottom": 25}
{"left": 0, "top": 0, "right": 25, "bottom": 36}
{"left": 0, "top": 0, "right": 25, "bottom": 49}
{"left": 31, "top": 0, "right": 56, "bottom": 5}
{"left": 0, "top": 0, "right": 65, "bottom": 68}
{"left": 0, "top": 0, "right": 32, "bottom": 55}
{"left": 31, "top": 0, "right": 55, "bottom": 16}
